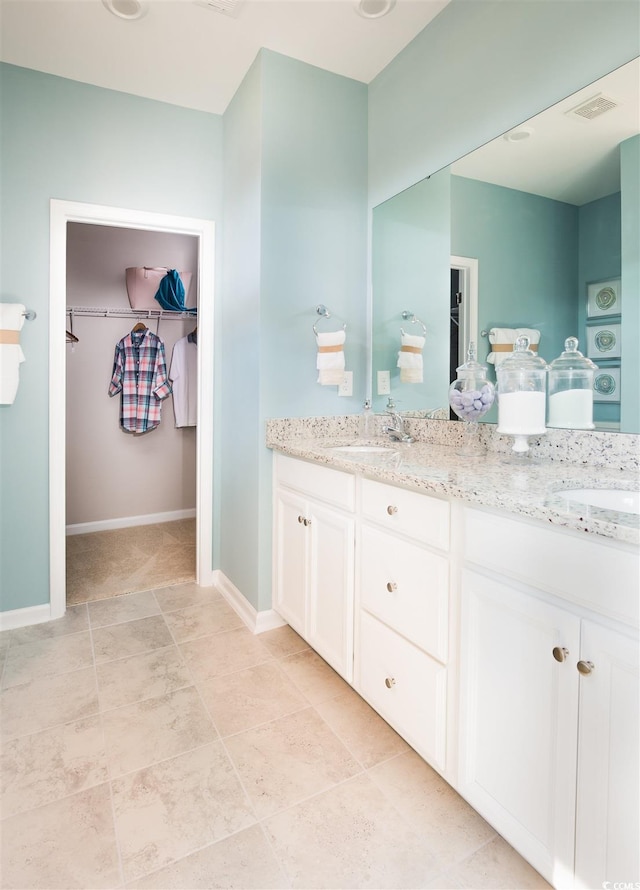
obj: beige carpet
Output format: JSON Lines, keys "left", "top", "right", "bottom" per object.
{"left": 66, "top": 519, "right": 196, "bottom": 605}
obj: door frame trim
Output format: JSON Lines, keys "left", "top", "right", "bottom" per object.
{"left": 49, "top": 200, "right": 215, "bottom": 619}
{"left": 451, "top": 255, "right": 479, "bottom": 358}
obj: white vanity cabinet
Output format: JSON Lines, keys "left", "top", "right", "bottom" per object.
{"left": 273, "top": 454, "right": 355, "bottom": 682}
{"left": 355, "top": 479, "right": 451, "bottom": 774}
{"left": 459, "top": 507, "right": 639, "bottom": 890}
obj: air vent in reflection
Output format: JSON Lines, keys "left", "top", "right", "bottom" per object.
{"left": 567, "top": 93, "right": 619, "bottom": 120}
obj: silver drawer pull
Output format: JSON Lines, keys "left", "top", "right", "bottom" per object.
{"left": 298, "top": 515, "right": 304, "bottom": 524}
{"left": 577, "top": 660, "right": 595, "bottom": 676}
{"left": 384, "top": 677, "right": 396, "bottom": 689}
{"left": 387, "top": 505, "right": 398, "bottom": 516}
{"left": 386, "top": 581, "right": 397, "bottom": 592}
{"left": 552, "top": 646, "right": 569, "bottom": 663}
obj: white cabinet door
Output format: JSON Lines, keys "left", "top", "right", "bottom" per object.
{"left": 459, "top": 571, "right": 581, "bottom": 888}
{"left": 574, "top": 621, "right": 640, "bottom": 890}
{"left": 307, "top": 501, "right": 355, "bottom": 682}
{"left": 273, "top": 488, "right": 307, "bottom": 636}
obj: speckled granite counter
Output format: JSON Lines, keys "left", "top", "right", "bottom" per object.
{"left": 266, "top": 417, "right": 640, "bottom": 546}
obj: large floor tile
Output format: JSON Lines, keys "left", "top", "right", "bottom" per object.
{"left": 0, "top": 715, "right": 108, "bottom": 819}
{"left": 198, "top": 660, "right": 307, "bottom": 737}
{"left": 102, "top": 685, "right": 217, "bottom": 777}
{"left": 259, "top": 625, "right": 310, "bottom": 660}
{"left": 96, "top": 644, "right": 192, "bottom": 711}
{"left": 179, "top": 626, "right": 272, "bottom": 682}
{"left": 154, "top": 582, "right": 220, "bottom": 613}
{"left": 0, "top": 667, "right": 99, "bottom": 742}
{"left": 264, "top": 773, "right": 440, "bottom": 889}
{"left": 163, "top": 598, "right": 244, "bottom": 643}
{"left": 88, "top": 590, "right": 161, "bottom": 628}
{"left": 444, "top": 835, "right": 552, "bottom": 889}
{"left": 369, "top": 750, "right": 496, "bottom": 871}
{"left": 8, "top": 604, "right": 89, "bottom": 644}
{"left": 92, "top": 613, "right": 174, "bottom": 663}
{"left": 0, "top": 783, "right": 121, "bottom": 889}
{"left": 1, "top": 631, "right": 93, "bottom": 689}
{"left": 224, "top": 707, "right": 361, "bottom": 819}
{"left": 128, "top": 824, "right": 290, "bottom": 889}
{"left": 278, "top": 648, "right": 350, "bottom": 704}
{"left": 111, "top": 742, "right": 255, "bottom": 883}
{"left": 315, "top": 687, "right": 410, "bottom": 768}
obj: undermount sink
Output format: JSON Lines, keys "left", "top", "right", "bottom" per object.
{"left": 556, "top": 488, "right": 640, "bottom": 515}
{"left": 329, "top": 444, "right": 396, "bottom": 454}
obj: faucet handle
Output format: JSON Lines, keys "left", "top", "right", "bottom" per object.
{"left": 386, "top": 397, "right": 402, "bottom": 412}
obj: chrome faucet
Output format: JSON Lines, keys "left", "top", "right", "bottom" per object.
{"left": 385, "top": 409, "right": 414, "bottom": 444}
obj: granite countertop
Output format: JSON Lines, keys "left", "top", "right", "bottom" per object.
{"left": 269, "top": 435, "right": 640, "bottom": 547}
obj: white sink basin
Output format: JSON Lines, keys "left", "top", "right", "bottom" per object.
{"left": 558, "top": 488, "right": 640, "bottom": 515}
{"left": 330, "top": 445, "right": 396, "bottom": 454}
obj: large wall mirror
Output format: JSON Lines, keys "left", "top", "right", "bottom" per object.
{"left": 371, "top": 57, "right": 639, "bottom": 434}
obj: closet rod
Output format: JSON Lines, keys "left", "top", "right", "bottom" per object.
{"left": 66, "top": 306, "right": 197, "bottom": 320}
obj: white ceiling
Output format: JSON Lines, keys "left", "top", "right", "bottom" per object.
{"left": 451, "top": 56, "right": 640, "bottom": 207}
{"left": 0, "top": 0, "right": 449, "bottom": 115}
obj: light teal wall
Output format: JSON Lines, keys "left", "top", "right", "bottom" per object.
{"left": 369, "top": 0, "right": 640, "bottom": 207}
{"left": 0, "top": 63, "right": 223, "bottom": 613}
{"left": 620, "top": 135, "right": 640, "bottom": 432}
{"left": 371, "top": 170, "right": 450, "bottom": 414}
{"left": 221, "top": 51, "right": 368, "bottom": 612}
{"left": 579, "top": 193, "right": 622, "bottom": 426}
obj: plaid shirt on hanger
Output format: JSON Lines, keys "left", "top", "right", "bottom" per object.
{"left": 109, "top": 329, "right": 172, "bottom": 433}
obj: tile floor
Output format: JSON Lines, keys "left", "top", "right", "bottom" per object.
{"left": 0, "top": 582, "right": 551, "bottom": 890}
{"left": 66, "top": 520, "right": 196, "bottom": 605}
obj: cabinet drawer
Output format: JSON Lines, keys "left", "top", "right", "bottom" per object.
{"left": 361, "top": 478, "right": 449, "bottom": 549}
{"left": 276, "top": 453, "right": 355, "bottom": 511}
{"left": 360, "top": 524, "right": 449, "bottom": 662}
{"left": 357, "top": 610, "right": 447, "bottom": 771}
{"left": 464, "top": 507, "right": 639, "bottom": 627}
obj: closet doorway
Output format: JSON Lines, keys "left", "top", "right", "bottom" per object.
{"left": 49, "top": 201, "right": 215, "bottom": 620}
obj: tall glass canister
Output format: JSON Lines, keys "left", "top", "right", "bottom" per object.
{"left": 496, "top": 335, "right": 548, "bottom": 453}
{"left": 547, "top": 337, "right": 597, "bottom": 430}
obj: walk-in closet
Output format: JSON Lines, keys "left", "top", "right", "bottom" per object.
{"left": 65, "top": 223, "right": 199, "bottom": 604}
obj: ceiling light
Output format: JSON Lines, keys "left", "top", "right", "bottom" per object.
{"left": 102, "top": 0, "right": 148, "bottom": 21}
{"left": 503, "top": 127, "right": 534, "bottom": 143}
{"left": 355, "top": 0, "right": 396, "bottom": 19}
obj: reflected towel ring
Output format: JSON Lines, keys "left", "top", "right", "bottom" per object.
{"left": 313, "top": 304, "right": 347, "bottom": 336}
{"left": 401, "top": 310, "right": 427, "bottom": 337}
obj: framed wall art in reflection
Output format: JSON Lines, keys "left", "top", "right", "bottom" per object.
{"left": 586, "top": 323, "right": 621, "bottom": 360}
{"left": 593, "top": 366, "right": 621, "bottom": 403}
{"left": 587, "top": 278, "right": 621, "bottom": 318}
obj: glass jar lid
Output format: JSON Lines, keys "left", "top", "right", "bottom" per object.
{"left": 498, "top": 335, "right": 548, "bottom": 372}
{"left": 455, "top": 341, "right": 488, "bottom": 379}
{"left": 548, "top": 336, "right": 598, "bottom": 372}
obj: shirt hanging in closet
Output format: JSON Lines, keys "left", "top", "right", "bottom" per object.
{"left": 169, "top": 331, "right": 197, "bottom": 428}
{"left": 108, "top": 328, "right": 172, "bottom": 433}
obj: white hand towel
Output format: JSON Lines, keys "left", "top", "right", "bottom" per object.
{"left": 0, "top": 303, "right": 26, "bottom": 405}
{"left": 487, "top": 327, "right": 541, "bottom": 365}
{"left": 397, "top": 332, "right": 425, "bottom": 384}
{"left": 316, "top": 329, "right": 346, "bottom": 386}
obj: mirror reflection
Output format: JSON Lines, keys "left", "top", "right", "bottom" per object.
{"left": 371, "top": 57, "right": 639, "bottom": 433}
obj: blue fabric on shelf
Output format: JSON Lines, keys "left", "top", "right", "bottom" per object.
{"left": 154, "top": 270, "right": 196, "bottom": 313}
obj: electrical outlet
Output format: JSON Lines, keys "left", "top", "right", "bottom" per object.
{"left": 338, "top": 371, "right": 353, "bottom": 397}
{"left": 377, "top": 370, "right": 390, "bottom": 395}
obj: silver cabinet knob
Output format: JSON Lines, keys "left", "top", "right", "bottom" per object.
{"left": 386, "top": 581, "right": 397, "bottom": 592}
{"left": 387, "top": 505, "right": 398, "bottom": 515}
{"left": 577, "top": 660, "right": 595, "bottom": 675}
{"left": 384, "top": 677, "right": 396, "bottom": 688}
{"left": 552, "top": 646, "right": 569, "bottom": 663}
{"left": 305, "top": 518, "right": 311, "bottom": 527}
{"left": 298, "top": 515, "right": 304, "bottom": 524}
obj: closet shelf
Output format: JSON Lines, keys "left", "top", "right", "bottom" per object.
{"left": 66, "top": 306, "right": 197, "bottom": 320}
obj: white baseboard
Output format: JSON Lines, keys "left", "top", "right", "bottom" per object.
{"left": 66, "top": 508, "right": 196, "bottom": 536}
{"left": 213, "top": 570, "right": 286, "bottom": 635}
{"left": 0, "top": 602, "right": 53, "bottom": 632}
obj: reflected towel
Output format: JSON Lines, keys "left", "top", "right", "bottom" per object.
{"left": 397, "top": 332, "right": 425, "bottom": 384}
{"left": 316, "top": 330, "right": 346, "bottom": 386}
{"left": 487, "top": 327, "right": 540, "bottom": 365}
{"left": 0, "top": 303, "right": 26, "bottom": 405}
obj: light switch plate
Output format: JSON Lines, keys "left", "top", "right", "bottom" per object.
{"left": 377, "top": 370, "right": 390, "bottom": 395}
{"left": 338, "top": 371, "right": 353, "bottom": 397}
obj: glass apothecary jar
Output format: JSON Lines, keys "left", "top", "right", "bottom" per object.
{"left": 448, "top": 342, "right": 495, "bottom": 453}
{"left": 547, "top": 337, "right": 597, "bottom": 430}
{"left": 496, "top": 335, "right": 548, "bottom": 453}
